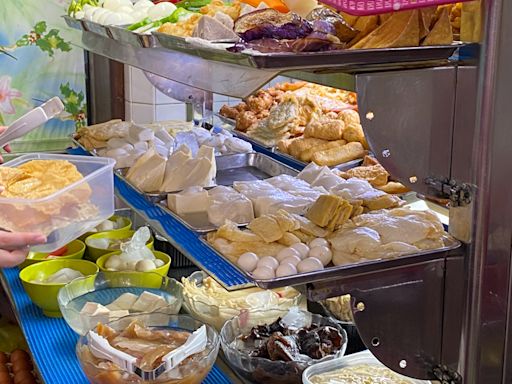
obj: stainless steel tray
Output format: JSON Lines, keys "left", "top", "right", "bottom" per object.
{"left": 154, "top": 32, "right": 462, "bottom": 71}
{"left": 63, "top": 15, "right": 83, "bottom": 31}
{"left": 200, "top": 235, "right": 461, "bottom": 289}
{"left": 108, "top": 25, "right": 157, "bottom": 48}
{"left": 157, "top": 200, "right": 248, "bottom": 233}
{"left": 216, "top": 152, "right": 298, "bottom": 185}
{"left": 82, "top": 19, "right": 113, "bottom": 38}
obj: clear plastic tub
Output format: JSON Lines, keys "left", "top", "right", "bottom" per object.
{"left": 0, "top": 154, "right": 115, "bottom": 253}
{"left": 303, "top": 350, "right": 431, "bottom": 384}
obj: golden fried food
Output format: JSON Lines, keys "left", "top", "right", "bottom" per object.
{"left": 339, "top": 109, "right": 361, "bottom": 125}
{"left": 277, "top": 138, "right": 295, "bottom": 154}
{"left": 299, "top": 140, "right": 346, "bottom": 163}
{"left": 304, "top": 116, "right": 345, "bottom": 141}
{"left": 246, "top": 91, "right": 274, "bottom": 113}
{"left": 364, "top": 194, "right": 402, "bottom": 211}
{"left": 235, "top": 110, "right": 258, "bottom": 132}
{"left": 422, "top": 7, "right": 453, "bottom": 45}
{"left": 158, "top": 14, "right": 202, "bottom": 37}
{"left": 219, "top": 105, "right": 238, "bottom": 120}
{"left": 201, "top": 0, "right": 241, "bottom": 20}
{"left": 338, "top": 162, "right": 389, "bottom": 187}
{"left": 377, "top": 181, "right": 410, "bottom": 195}
{"left": 343, "top": 122, "right": 368, "bottom": 148}
{"left": 248, "top": 215, "right": 283, "bottom": 243}
{"left": 349, "top": 16, "right": 379, "bottom": 46}
{"left": 306, "top": 195, "right": 353, "bottom": 231}
{"left": 288, "top": 137, "right": 327, "bottom": 159}
{"left": 312, "top": 141, "right": 366, "bottom": 167}
{"left": 350, "top": 10, "right": 420, "bottom": 49}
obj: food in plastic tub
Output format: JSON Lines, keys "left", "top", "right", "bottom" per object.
{"left": 181, "top": 271, "right": 305, "bottom": 331}
{"left": 220, "top": 308, "right": 347, "bottom": 384}
{"left": 0, "top": 154, "right": 115, "bottom": 253}
{"left": 322, "top": 294, "right": 354, "bottom": 323}
{"left": 85, "top": 228, "right": 154, "bottom": 261}
{"left": 303, "top": 350, "right": 431, "bottom": 384}
{"left": 19, "top": 259, "right": 99, "bottom": 317}
{"left": 58, "top": 271, "right": 183, "bottom": 335}
{"left": 77, "top": 314, "right": 219, "bottom": 384}
{"left": 20, "top": 239, "right": 86, "bottom": 269}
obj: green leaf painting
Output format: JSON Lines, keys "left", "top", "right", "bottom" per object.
{"left": 0, "top": 0, "right": 87, "bottom": 140}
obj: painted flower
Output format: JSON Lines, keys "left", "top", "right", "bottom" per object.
{"left": 0, "top": 76, "right": 22, "bottom": 115}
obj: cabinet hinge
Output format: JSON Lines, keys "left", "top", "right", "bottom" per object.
{"left": 433, "top": 365, "right": 462, "bottom": 384}
{"left": 425, "top": 178, "right": 473, "bottom": 207}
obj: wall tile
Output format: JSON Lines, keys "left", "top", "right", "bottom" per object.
{"left": 131, "top": 103, "right": 155, "bottom": 123}
{"left": 129, "top": 67, "right": 155, "bottom": 104}
{"left": 155, "top": 104, "right": 187, "bottom": 121}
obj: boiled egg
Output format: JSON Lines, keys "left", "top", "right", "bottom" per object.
{"left": 308, "top": 246, "right": 333, "bottom": 266}
{"left": 276, "top": 247, "right": 301, "bottom": 262}
{"left": 309, "top": 238, "right": 329, "bottom": 249}
{"left": 257, "top": 256, "right": 279, "bottom": 271}
{"left": 237, "top": 252, "right": 259, "bottom": 272}
{"left": 290, "top": 243, "right": 310, "bottom": 259}
{"left": 280, "top": 255, "right": 301, "bottom": 267}
{"left": 275, "top": 263, "right": 297, "bottom": 277}
{"left": 297, "top": 257, "right": 324, "bottom": 273}
{"left": 252, "top": 266, "right": 275, "bottom": 280}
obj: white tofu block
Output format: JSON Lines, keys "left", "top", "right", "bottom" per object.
{"left": 129, "top": 124, "right": 154, "bottom": 142}
{"left": 80, "top": 302, "right": 111, "bottom": 331}
{"left": 109, "top": 310, "right": 130, "bottom": 321}
{"left": 133, "top": 141, "right": 149, "bottom": 151}
{"left": 155, "top": 144, "right": 170, "bottom": 158}
{"left": 106, "top": 148, "right": 129, "bottom": 158}
{"left": 131, "top": 291, "right": 167, "bottom": 312}
{"left": 108, "top": 293, "right": 139, "bottom": 311}
{"left": 168, "top": 188, "right": 209, "bottom": 215}
{"left": 155, "top": 128, "right": 174, "bottom": 146}
{"left": 80, "top": 302, "right": 110, "bottom": 316}
{"left": 115, "top": 155, "right": 136, "bottom": 169}
{"left": 153, "top": 136, "right": 166, "bottom": 147}
{"left": 107, "top": 137, "right": 130, "bottom": 149}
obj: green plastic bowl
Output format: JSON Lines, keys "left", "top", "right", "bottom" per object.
{"left": 97, "top": 251, "right": 171, "bottom": 277}
{"left": 78, "top": 215, "right": 132, "bottom": 242}
{"left": 19, "top": 259, "right": 99, "bottom": 318}
{"left": 84, "top": 229, "right": 154, "bottom": 262}
{"left": 20, "top": 240, "right": 86, "bottom": 269}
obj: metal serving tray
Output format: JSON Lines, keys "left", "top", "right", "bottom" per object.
{"left": 108, "top": 25, "right": 157, "bottom": 48}
{"left": 154, "top": 32, "right": 462, "bottom": 71}
{"left": 63, "top": 15, "right": 83, "bottom": 31}
{"left": 81, "top": 19, "right": 113, "bottom": 38}
{"left": 114, "top": 168, "right": 168, "bottom": 204}
{"left": 215, "top": 152, "right": 298, "bottom": 185}
{"left": 157, "top": 199, "right": 248, "bottom": 233}
{"left": 200, "top": 235, "right": 461, "bottom": 289}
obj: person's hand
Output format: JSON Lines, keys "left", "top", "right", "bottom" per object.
{"left": 0, "top": 231, "right": 47, "bottom": 268}
{"left": 0, "top": 126, "right": 11, "bottom": 163}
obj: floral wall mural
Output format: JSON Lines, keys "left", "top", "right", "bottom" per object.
{"left": 0, "top": 0, "right": 87, "bottom": 141}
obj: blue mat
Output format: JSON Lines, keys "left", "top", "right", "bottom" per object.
{"left": 1, "top": 268, "right": 233, "bottom": 384}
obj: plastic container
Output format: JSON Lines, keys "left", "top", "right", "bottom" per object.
{"left": 19, "top": 259, "right": 99, "bottom": 318}
{"left": 322, "top": 0, "right": 469, "bottom": 16}
{"left": 58, "top": 271, "right": 183, "bottom": 335}
{"left": 77, "top": 313, "right": 220, "bottom": 384}
{"left": 0, "top": 154, "right": 115, "bottom": 253}
{"left": 20, "top": 239, "right": 86, "bottom": 269}
{"left": 85, "top": 229, "right": 154, "bottom": 261}
{"left": 220, "top": 309, "right": 348, "bottom": 384}
{"left": 97, "top": 250, "right": 171, "bottom": 277}
{"left": 182, "top": 271, "right": 305, "bottom": 331}
{"left": 303, "top": 350, "right": 431, "bottom": 384}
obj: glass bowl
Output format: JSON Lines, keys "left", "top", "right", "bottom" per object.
{"left": 76, "top": 313, "right": 220, "bottom": 384}
{"left": 58, "top": 271, "right": 183, "bottom": 335}
{"left": 181, "top": 271, "right": 306, "bottom": 331}
{"left": 220, "top": 309, "right": 348, "bottom": 384}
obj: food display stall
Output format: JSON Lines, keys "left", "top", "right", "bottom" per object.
{"left": 1, "top": 0, "right": 511, "bottom": 383}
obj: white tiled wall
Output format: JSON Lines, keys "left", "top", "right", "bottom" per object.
{"left": 124, "top": 65, "right": 293, "bottom": 122}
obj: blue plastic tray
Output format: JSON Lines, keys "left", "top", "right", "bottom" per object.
{"left": 1, "top": 267, "right": 234, "bottom": 384}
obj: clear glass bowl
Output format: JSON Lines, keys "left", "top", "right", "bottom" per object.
{"left": 58, "top": 271, "right": 183, "bottom": 335}
{"left": 220, "top": 309, "right": 348, "bottom": 384}
{"left": 77, "top": 313, "right": 219, "bottom": 384}
{"left": 182, "top": 271, "right": 306, "bottom": 331}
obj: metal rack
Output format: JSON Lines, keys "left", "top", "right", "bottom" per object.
{"left": 63, "top": 2, "right": 512, "bottom": 382}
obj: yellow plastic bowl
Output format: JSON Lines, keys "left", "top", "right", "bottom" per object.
{"left": 20, "top": 240, "right": 86, "bottom": 269}
{"left": 97, "top": 251, "right": 171, "bottom": 277}
{"left": 85, "top": 229, "right": 154, "bottom": 262}
{"left": 78, "top": 215, "right": 132, "bottom": 242}
{"left": 19, "top": 259, "right": 99, "bottom": 318}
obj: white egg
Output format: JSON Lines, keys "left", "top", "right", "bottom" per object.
{"left": 257, "top": 256, "right": 279, "bottom": 271}
{"left": 237, "top": 252, "right": 259, "bottom": 272}
{"left": 280, "top": 255, "right": 301, "bottom": 267}
{"left": 130, "top": 10, "right": 146, "bottom": 22}
{"left": 117, "top": 5, "right": 135, "bottom": 14}
{"left": 105, "top": 255, "right": 123, "bottom": 271}
{"left": 126, "top": 261, "right": 138, "bottom": 271}
{"left": 275, "top": 263, "right": 297, "bottom": 277}
{"left": 103, "top": 0, "right": 121, "bottom": 11}
{"left": 134, "top": 0, "right": 154, "bottom": 10}
{"left": 309, "top": 238, "right": 329, "bottom": 249}
{"left": 252, "top": 266, "right": 275, "bottom": 280}
{"left": 297, "top": 257, "right": 324, "bottom": 273}
{"left": 290, "top": 243, "right": 310, "bottom": 259}
{"left": 97, "top": 10, "right": 114, "bottom": 25}
{"left": 135, "top": 259, "right": 156, "bottom": 272}
{"left": 118, "top": 0, "right": 134, "bottom": 8}
{"left": 276, "top": 247, "right": 301, "bottom": 262}
{"left": 87, "top": 238, "right": 110, "bottom": 250}
{"left": 308, "top": 246, "right": 333, "bottom": 266}
{"left": 148, "top": 2, "right": 176, "bottom": 21}
{"left": 104, "top": 12, "right": 123, "bottom": 25}
{"left": 91, "top": 8, "right": 108, "bottom": 23}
